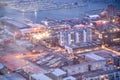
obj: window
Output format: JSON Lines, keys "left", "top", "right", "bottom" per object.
{"left": 95, "top": 64, "right": 98, "bottom": 69}
{"left": 88, "top": 65, "right": 92, "bottom": 71}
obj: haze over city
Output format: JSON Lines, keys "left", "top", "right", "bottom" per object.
{"left": 0, "top": 0, "right": 120, "bottom": 80}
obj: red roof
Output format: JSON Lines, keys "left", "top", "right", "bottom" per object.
{"left": 0, "top": 54, "right": 43, "bottom": 73}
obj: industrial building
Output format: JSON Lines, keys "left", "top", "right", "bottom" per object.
{"left": 58, "top": 26, "right": 101, "bottom": 54}
{"left": 82, "top": 69, "right": 120, "bottom": 80}
{"left": 59, "top": 27, "right": 93, "bottom": 47}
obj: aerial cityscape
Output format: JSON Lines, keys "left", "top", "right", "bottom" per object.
{"left": 0, "top": 0, "right": 120, "bottom": 80}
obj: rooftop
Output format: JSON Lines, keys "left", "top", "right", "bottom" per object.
{"left": 65, "top": 41, "right": 101, "bottom": 49}
{"left": 85, "top": 53, "right": 105, "bottom": 61}
{"left": 63, "top": 76, "right": 76, "bottom": 80}
{"left": 51, "top": 68, "right": 66, "bottom": 77}
{"left": 0, "top": 54, "right": 44, "bottom": 73}
{"left": 31, "top": 73, "right": 52, "bottom": 80}
{"left": 0, "top": 18, "right": 29, "bottom": 29}
{"left": 78, "top": 49, "right": 117, "bottom": 61}
{"left": 62, "top": 49, "right": 118, "bottom": 75}
{"left": 82, "top": 69, "right": 120, "bottom": 78}
{"left": 4, "top": 73, "right": 26, "bottom": 80}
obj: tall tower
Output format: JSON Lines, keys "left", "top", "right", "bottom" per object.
{"left": 68, "top": 33, "right": 71, "bottom": 45}
{"left": 75, "top": 32, "right": 79, "bottom": 43}
{"left": 83, "top": 30, "right": 87, "bottom": 42}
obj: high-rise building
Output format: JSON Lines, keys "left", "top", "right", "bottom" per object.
{"left": 58, "top": 27, "right": 101, "bottom": 54}
{"left": 59, "top": 27, "right": 93, "bottom": 47}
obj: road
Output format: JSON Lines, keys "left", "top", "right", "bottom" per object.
{"left": 102, "top": 45, "right": 120, "bottom": 55}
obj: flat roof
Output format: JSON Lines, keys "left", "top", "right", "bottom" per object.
{"left": 31, "top": 73, "right": 52, "bottom": 80}
{"left": 20, "top": 28, "right": 34, "bottom": 34}
{"left": 82, "top": 69, "right": 119, "bottom": 78}
{"left": 83, "top": 49, "right": 117, "bottom": 59}
{"left": 22, "top": 63, "right": 43, "bottom": 74}
{"left": 1, "top": 19, "right": 29, "bottom": 29}
{"left": 27, "top": 23, "right": 46, "bottom": 28}
{"left": 4, "top": 73, "right": 26, "bottom": 80}
{"left": 63, "top": 76, "right": 76, "bottom": 80}
{"left": 85, "top": 53, "right": 105, "bottom": 61}
{"left": 51, "top": 68, "right": 66, "bottom": 77}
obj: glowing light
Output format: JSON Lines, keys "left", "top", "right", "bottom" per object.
{"left": 7, "top": 71, "right": 10, "bottom": 74}
{"left": 90, "top": 23, "right": 93, "bottom": 26}
{"left": 112, "top": 19, "right": 115, "bottom": 23}
{"left": 102, "top": 20, "right": 108, "bottom": 24}
{"left": 16, "top": 55, "right": 23, "bottom": 59}
{"left": 32, "top": 31, "right": 50, "bottom": 40}
{"left": 102, "top": 45, "right": 120, "bottom": 55}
